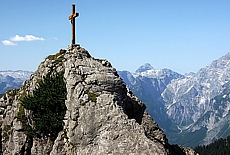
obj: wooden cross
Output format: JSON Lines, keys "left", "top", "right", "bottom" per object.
{"left": 68, "top": 4, "right": 79, "bottom": 45}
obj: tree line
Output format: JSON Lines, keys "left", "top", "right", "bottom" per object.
{"left": 194, "top": 135, "right": 230, "bottom": 155}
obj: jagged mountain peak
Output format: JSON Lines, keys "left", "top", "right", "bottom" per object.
{"left": 197, "top": 52, "right": 230, "bottom": 74}
{"left": 0, "top": 45, "right": 195, "bottom": 154}
{"left": 219, "top": 52, "right": 230, "bottom": 60}
{"left": 135, "top": 63, "right": 154, "bottom": 73}
{"left": 133, "top": 64, "right": 184, "bottom": 79}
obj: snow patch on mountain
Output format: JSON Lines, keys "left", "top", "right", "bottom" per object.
{"left": 133, "top": 63, "right": 184, "bottom": 79}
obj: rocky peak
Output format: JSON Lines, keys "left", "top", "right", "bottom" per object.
{"left": 133, "top": 63, "right": 184, "bottom": 80}
{"left": 0, "top": 45, "right": 196, "bottom": 154}
{"left": 135, "top": 63, "right": 154, "bottom": 73}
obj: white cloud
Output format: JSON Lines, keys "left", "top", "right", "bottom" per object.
{"left": 2, "top": 34, "right": 45, "bottom": 46}
{"left": 2, "top": 40, "right": 17, "bottom": 46}
{"left": 10, "top": 35, "right": 45, "bottom": 41}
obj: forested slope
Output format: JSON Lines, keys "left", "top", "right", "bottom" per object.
{"left": 194, "top": 135, "right": 230, "bottom": 155}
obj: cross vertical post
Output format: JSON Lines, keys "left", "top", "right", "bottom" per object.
{"left": 68, "top": 4, "right": 79, "bottom": 45}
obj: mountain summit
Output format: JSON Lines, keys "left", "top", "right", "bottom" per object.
{"left": 133, "top": 63, "right": 184, "bottom": 79}
{"left": 135, "top": 63, "right": 154, "bottom": 73}
{"left": 0, "top": 45, "right": 196, "bottom": 154}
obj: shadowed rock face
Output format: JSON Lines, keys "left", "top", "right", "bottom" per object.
{"left": 0, "top": 45, "right": 197, "bottom": 155}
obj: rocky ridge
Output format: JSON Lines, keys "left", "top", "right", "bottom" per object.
{"left": 0, "top": 45, "right": 196, "bottom": 154}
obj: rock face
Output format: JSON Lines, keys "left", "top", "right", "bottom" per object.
{"left": 0, "top": 45, "right": 196, "bottom": 154}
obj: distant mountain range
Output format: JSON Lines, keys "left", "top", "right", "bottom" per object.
{"left": 0, "top": 70, "right": 32, "bottom": 95}
{"left": 118, "top": 52, "right": 230, "bottom": 148}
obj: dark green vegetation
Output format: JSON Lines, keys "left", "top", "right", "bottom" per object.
{"left": 20, "top": 71, "right": 67, "bottom": 141}
{"left": 86, "top": 91, "right": 99, "bottom": 102}
{"left": 194, "top": 135, "right": 230, "bottom": 155}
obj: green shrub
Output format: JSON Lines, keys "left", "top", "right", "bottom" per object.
{"left": 21, "top": 71, "right": 67, "bottom": 141}
{"left": 86, "top": 91, "right": 99, "bottom": 103}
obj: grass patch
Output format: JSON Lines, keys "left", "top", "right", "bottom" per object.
{"left": 46, "top": 52, "right": 66, "bottom": 64}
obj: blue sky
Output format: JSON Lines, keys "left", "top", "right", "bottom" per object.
{"left": 1, "top": 1, "right": 230, "bottom": 74}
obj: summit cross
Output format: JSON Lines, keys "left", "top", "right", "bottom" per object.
{"left": 68, "top": 4, "right": 79, "bottom": 45}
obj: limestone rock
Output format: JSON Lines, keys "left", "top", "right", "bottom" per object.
{"left": 0, "top": 45, "right": 197, "bottom": 155}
